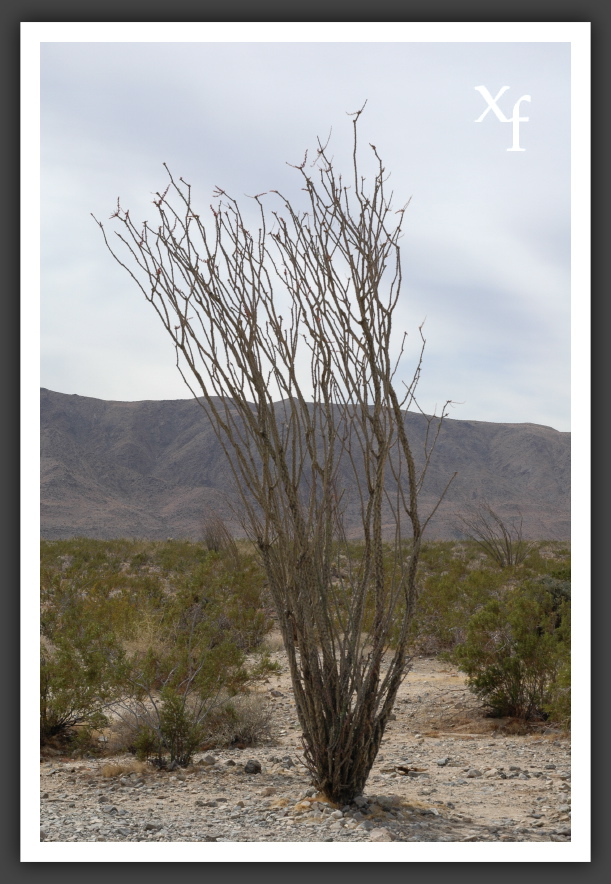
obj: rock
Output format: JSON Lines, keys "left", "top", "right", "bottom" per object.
{"left": 466, "top": 769, "right": 482, "bottom": 778}
{"left": 40, "top": 829, "right": 47, "bottom": 841}
{"left": 544, "top": 764, "right": 557, "bottom": 770}
{"left": 330, "top": 810, "right": 343, "bottom": 819}
{"left": 353, "top": 795, "right": 368, "bottom": 808}
{"left": 244, "top": 760, "right": 262, "bottom": 774}
{"left": 270, "top": 690, "right": 284, "bottom": 697}
{"left": 202, "top": 754, "right": 217, "bottom": 765}
{"left": 435, "top": 757, "right": 450, "bottom": 766}
{"left": 369, "top": 827, "right": 393, "bottom": 842}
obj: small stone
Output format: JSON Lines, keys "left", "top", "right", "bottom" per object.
{"left": 41, "top": 793, "right": 49, "bottom": 799}
{"left": 330, "top": 810, "right": 343, "bottom": 819}
{"left": 244, "top": 760, "right": 262, "bottom": 774}
{"left": 202, "top": 754, "right": 217, "bottom": 765}
{"left": 144, "top": 822, "right": 163, "bottom": 832}
{"left": 544, "top": 764, "right": 557, "bottom": 770}
{"left": 435, "top": 757, "right": 450, "bottom": 766}
{"left": 466, "top": 769, "right": 482, "bottom": 778}
{"left": 369, "top": 827, "right": 393, "bottom": 842}
{"left": 270, "top": 690, "right": 284, "bottom": 697}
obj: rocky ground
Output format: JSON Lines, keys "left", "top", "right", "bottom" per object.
{"left": 40, "top": 651, "right": 570, "bottom": 843}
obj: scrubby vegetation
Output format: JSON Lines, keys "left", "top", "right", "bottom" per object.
{"left": 40, "top": 538, "right": 277, "bottom": 764}
{"left": 412, "top": 542, "right": 571, "bottom": 725}
{"left": 40, "top": 537, "right": 571, "bottom": 764}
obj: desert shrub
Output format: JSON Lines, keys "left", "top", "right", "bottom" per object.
{"left": 203, "top": 694, "right": 273, "bottom": 748}
{"left": 40, "top": 576, "right": 129, "bottom": 743}
{"left": 409, "top": 560, "right": 507, "bottom": 653}
{"left": 458, "top": 505, "right": 534, "bottom": 568}
{"left": 109, "top": 583, "right": 257, "bottom": 765}
{"left": 201, "top": 513, "right": 239, "bottom": 558}
{"left": 156, "top": 689, "right": 206, "bottom": 766}
{"left": 40, "top": 539, "right": 274, "bottom": 754}
{"left": 452, "top": 578, "right": 570, "bottom": 720}
{"left": 100, "top": 760, "right": 148, "bottom": 778}
{"left": 544, "top": 655, "right": 571, "bottom": 728}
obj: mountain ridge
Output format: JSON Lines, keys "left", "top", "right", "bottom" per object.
{"left": 40, "top": 388, "right": 570, "bottom": 541}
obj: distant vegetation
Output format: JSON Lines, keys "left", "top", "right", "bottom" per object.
{"left": 40, "top": 537, "right": 570, "bottom": 764}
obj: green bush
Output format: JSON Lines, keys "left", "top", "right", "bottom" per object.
{"left": 410, "top": 560, "right": 507, "bottom": 653}
{"left": 452, "top": 578, "right": 570, "bottom": 720}
{"left": 40, "top": 576, "right": 128, "bottom": 743}
{"left": 40, "top": 539, "right": 274, "bottom": 753}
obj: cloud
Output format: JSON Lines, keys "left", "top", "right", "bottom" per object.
{"left": 38, "top": 40, "right": 572, "bottom": 430}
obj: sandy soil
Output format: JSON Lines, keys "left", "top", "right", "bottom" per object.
{"left": 40, "top": 642, "right": 570, "bottom": 843}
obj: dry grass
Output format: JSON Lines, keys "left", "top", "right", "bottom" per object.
{"left": 262, "top": 629, "right": 285, "bottom": 654}
{"left": 204, "top": 694, "right": 273, "bottom": 748}
{"left": 120, "top": 611, "right": 170, "bottom": 659}
{"left": 99, "top": 760, "right": 149, "bottom": 778}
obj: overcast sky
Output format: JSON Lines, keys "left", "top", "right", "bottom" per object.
{"left": 39, "top": 34, "right": 574, "bottom": 430}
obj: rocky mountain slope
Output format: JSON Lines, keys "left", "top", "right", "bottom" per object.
{"left": 40, "top": 389, "right": 570, "bottom": 540}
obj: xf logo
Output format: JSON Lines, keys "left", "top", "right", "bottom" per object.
{"left": 474, "top": 86, "right": 531, "bottom": 152}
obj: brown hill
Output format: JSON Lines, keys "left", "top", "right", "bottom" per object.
{"left": 40, "top": 389, "right": 570, "bottom": 541}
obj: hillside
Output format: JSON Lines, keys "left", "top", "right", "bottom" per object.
{"left": 40, "top": 389, "right": 570, "bottom": 540}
